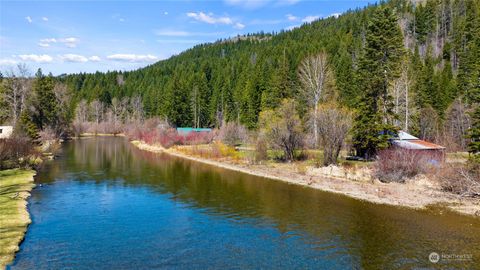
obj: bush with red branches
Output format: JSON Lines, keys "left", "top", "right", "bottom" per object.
{"left": 374, "top": 148, "right": 436, "bottom": 183}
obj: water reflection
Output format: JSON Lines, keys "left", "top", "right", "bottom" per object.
{"left": 10, "top": 137, "right": 480, "bottom": 269}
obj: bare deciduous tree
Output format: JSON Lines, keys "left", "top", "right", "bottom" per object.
{"left": 129, "top": 95, "right": 144, "bottom": 122}
{"left": 1, "top": 64, "right": 31, "bottom": 126}
{"left": 392, "top": 61, "right": 414, "bottom": 131}
{"left": 316, "top": 103, "right": 353, "bottom": 166}
{"left": 298, "top": 52, "right": 334, "bottom": 147}
{"left": 90, "top": 99, "right": 104, "bottom": 128}
{"left": 444, "top": 99, "right": 471, "bottom": 151}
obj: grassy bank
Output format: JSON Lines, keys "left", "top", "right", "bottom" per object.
{"left": 0, "top": 169, "right": 35, "bottom": 269}
{"left": 131, "top": 140, "right": 480, "bottom": 217}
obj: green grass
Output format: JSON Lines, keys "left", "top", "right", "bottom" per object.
{"left": 0, "top": 169, "right": 35, "bottom": 269}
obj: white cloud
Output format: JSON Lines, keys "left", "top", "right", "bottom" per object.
{"left": 119, "top": 18, "right": 125, "bottom": 22}
{"left": 302, "top": 15, "right": 320, "bottom": 23}
{"left": 38, "top": 37, "right": 79, "bottom": 48}
{"left": 107, "top": 54, "right": 158, "bottom": 63}
{"left": 60, "top": 54, "right": 88, "bottom": 63}
{"left": 89, "top": 56, "right": 101, "bottom": 62}
{"left": 187, "top": 12, "right": 233, "bottom": 25}
{"left": 187, "top": 11, "right": 245, "bottom": 29}
{"left": 164, "top": 11, "right": 168, "bottom": 15}
{"left": 40, "top": 38, "right": 57, "bottom": 43}
{"left": 42, "top": 17, "right": 49, "bottom": 21}
{"left": 18, "top": 54, "right": 53, "bottom": 63}
{"left": 60, "top": 37, "right": 79, "bottom": 48}
{"left": 0, "top": 59, "right": 18, "bottom": 65}
{"left": 234, "top": 22, "right": 245, "bottom": 29}
{"left": 286, "top": 14, "right": 297, "bottom": 22}
{"left": 25, "top": 16, "right": 32, "bottom": 23}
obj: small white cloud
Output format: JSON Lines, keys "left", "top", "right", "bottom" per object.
{"left": 18, "top": 54, "right": 53, "bottom": 63}
{"left": 39, "top": 37, "right": 78, "bottom": 48}
{"left": 40, "top": 38, "right": 57, "bottom": 43}
{"left": 234, "top": 22, "right": 245, "bottom": 29}
{"left": 60, "top": 54, "right": 88, "bottom": 63}
{"left": 89, "top": 56, "right": 101, "bottom": 62}
{"left": 119, "top": 18, "right": 125, "bottom": 22}
{"left": 25, "top": 16, "right": 32, "bottom": 23}
{"left": 302, "top": 15, "right": 320, "bottom": 23}
{"left": 286, "top": 14, "right": 297, "bottom": 22}
{"left": 164, "top": 11, "right": 168, "bottom": 15}
{"left": 42, "top": 17, "right": 49, "bottom": 21}
{"left": 0, "top": 59, "right": 18, "bottom": 65}
{"left": 60, "top": 37, "right": 79, "bottom": 48}
{"left": 187, "top": 12, "right": 233, "bottom": 25}
{"left": 107, "top": 54, "right": 158, "bottom": 63}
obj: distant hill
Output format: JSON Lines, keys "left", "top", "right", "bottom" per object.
{"left": 63, "top": 0, "right": 480, "bottom": 137}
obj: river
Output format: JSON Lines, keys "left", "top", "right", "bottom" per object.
{"left": 8, "top": 137, "right": 480, "bottom": 269}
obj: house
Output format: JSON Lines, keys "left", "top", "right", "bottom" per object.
{"left": 176, "top": 127, "right": 212, "bottom": 135}
{"left": 0, "top": 126, "right": 13, "bottom": 139}
{"left": 392, "top": 131, "right": 446, "bottom": 162}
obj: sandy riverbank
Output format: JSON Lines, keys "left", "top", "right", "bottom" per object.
{"left": 131, "top": 140, "right": 480, "bottom": 217}
{"left": 0, "top": 169, "right": 36, "bottom": 269}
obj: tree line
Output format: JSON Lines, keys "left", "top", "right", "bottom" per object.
{"left": 1, "top": 0, "right": 479, "bottom": 163}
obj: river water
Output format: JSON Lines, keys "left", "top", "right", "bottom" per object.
{"left": 8, "top": 137, "right": 480, "bottom": 269}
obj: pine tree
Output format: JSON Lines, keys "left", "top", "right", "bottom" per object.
{"left": 353, "top": 6, "right": 404, "bottom": 159}
{"left": 31, "top": 69, "right": 59, "bottom": 130}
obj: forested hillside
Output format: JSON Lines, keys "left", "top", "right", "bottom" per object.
{"left": 63, "top": 0, "right": 480, "bottom": 151}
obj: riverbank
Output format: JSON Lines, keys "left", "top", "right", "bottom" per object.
{"left": 0, "top": 169, "right": 36, "bottom": 269}
{"left": 131, "top": 140, "right": 480, "bottom": 217}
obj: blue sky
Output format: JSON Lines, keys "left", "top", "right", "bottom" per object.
{"left": 0, "top": 0, "right": 374, "bottom": 75}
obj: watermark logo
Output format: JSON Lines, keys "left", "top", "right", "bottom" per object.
{"left": 429, "top": 252, "right": 440, "bottom": 263}
{"left": 429, "top": 251, "right": 473, "bottom": 264}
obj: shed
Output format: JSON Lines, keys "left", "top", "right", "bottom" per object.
{"left": 176, "top": 127, "right": 212, "bottom": 135}
{"left": 0, "top": 126, "right": 13, "bottom": 139}
{"left": 392, "top": 131, "right": 446, "bottom": 161}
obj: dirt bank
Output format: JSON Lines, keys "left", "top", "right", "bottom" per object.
{"left": 131, "top": 140, "right": 480, "bottom": 217}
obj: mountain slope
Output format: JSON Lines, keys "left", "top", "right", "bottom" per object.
{"left": 63, "top": 0, "right": 480, "bottom": 144}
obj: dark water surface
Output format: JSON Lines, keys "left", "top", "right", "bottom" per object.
{"left": 8, "top": 137, "right": 480, "bottom": 269}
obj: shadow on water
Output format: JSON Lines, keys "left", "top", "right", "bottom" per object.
{"left": 9, "top": 137, "right": 480, "bottom": 269}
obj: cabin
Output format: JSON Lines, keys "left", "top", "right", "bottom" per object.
{"left": 0, "top": 126, "right": 13, "bottom": 139}
{"left": 176, "top": 127, "right": 212, "bottom": 135}
{"left": 392, "top": 131, "right": 446, "bottom": 162}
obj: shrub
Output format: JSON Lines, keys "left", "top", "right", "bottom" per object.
{"left": 254, "top": 137, "right": 268, "bottom": 163}
{"left": 436, "top": 164, "right": 480, "bottom": 197}
{"left": 0, "top": 137, "right": 37, "bottom": 169}
{"left": 259, "top": 99, "right": 304, "bottom": 161}
{"left": 218, "top": 122, "right": 248, "bottom": 146}
{"left": 374, "top": 148, "right": 433, "bottom": 183}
